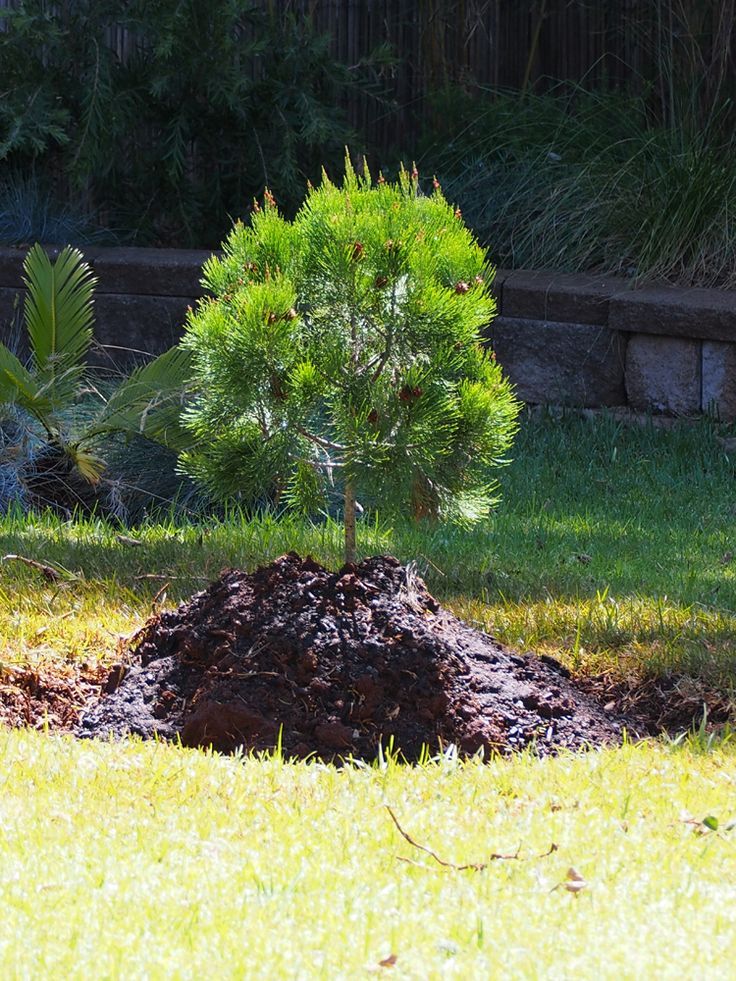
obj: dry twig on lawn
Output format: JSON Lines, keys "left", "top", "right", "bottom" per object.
{"left": 386, "top": 805, "right": 557, "bottom": 871}
{"left": 1, "top": 553, "right": 70, "bottom": 583}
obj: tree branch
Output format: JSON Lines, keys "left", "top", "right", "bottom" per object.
{"left": 295, "top": 425, "right": 346, "bottom": 452}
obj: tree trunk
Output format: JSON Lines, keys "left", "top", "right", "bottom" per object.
{"left": 344, "top": 479, "right": 356, "bottom": 565}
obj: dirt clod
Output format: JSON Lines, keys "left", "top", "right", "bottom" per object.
{"left": 76, "top": 554, "right": 628, "bottom": 759}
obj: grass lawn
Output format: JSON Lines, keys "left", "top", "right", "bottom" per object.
{"left": 3, "top": 410, "right": 736, "bottom": 687}
{"left": 2, "top": 410, "right": 736, "bottom": 975}
{"left": 1, "top": 731, "right": 735, "bottom": 977}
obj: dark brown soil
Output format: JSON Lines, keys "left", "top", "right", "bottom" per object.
{"left": 0, "top": 664, "right": 107, "bottom": 732}
{"left": 75, "top": 553, "right": 630, "bottom": 760}
{"left": 578, "top": 672, "right": 735, "bottom": 735}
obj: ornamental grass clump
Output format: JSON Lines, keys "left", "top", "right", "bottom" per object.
{"left": 181, "top": 159, "right": 520, "bottom": 562}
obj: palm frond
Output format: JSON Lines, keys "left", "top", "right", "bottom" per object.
{"left": 89, "top": 347, "right": 193, "bottom": 451}
{"left": 22, "top": 244, "right": 97, "bottom": 403}
{"left": 0, "top": 342, "right": 56, "bottom": 432}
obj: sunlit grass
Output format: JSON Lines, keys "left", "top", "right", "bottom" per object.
{"left": 2, "top": 412, "right": 736, "bottom": 975}
{"left": 2, "top": 410, "right": 735, "bottom": 686}
{"left": 452, "top": 593, "right": 736, "bottom": 686}
{"left": 0, "top": 729, "right": 735, "bottom": 977}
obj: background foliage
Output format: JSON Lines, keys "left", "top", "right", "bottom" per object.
{"left": 0, "top": 1, "right": 733, "bottom": 284}
{"left": 0, "top": 0, "right": 384, "bottom": 246}
{"left": 429, "top": 83, "right": 736, "bottom": 288}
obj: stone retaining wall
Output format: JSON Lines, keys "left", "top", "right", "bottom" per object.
{"left": 0, "top": 247, "right": 735, "bottom": 418}
{"left": 489, "top": 269, "right": 736, "bottom": 420}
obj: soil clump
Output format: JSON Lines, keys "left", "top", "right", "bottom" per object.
{"left": 0, "top": 664, "right": 106, "bottom": 732}
{"left": 77, "top": 554, "right": 628, "bottom": 760}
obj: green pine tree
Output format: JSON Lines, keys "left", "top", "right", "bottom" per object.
{"left": 181, "top": 159, "right": 521, "bottom": 563}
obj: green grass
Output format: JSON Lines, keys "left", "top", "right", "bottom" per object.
{"left": 1, "top": 729, "right": 735, "bottom": 977}
{"left": 2, "top": 409, "right": 735, "bottom": 687}
{"left": 2, "top": 411, "right": 736, "bottom": 975}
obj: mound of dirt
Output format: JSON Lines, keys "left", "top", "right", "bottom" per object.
{"left": 0, "top": 665, "right": 106, "bottom": 732}
{"left": 78, "top": 554, "right": 626, "bottom": 760}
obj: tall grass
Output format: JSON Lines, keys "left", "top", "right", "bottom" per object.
{"left": 0, "top": 172, "right": 118, "bottom": 247}
{"left": 427, "top": 85, "right": 736, "bottom": 288}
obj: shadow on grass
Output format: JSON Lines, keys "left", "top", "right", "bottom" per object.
{"left": 1, "top": 410, "right": 736, "bottom": 691}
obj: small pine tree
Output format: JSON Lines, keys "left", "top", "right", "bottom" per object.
{"left": 181, "top": 159, "right": 521, "bottom": 563}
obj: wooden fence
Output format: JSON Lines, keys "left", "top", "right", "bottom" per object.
{"left": 1, "top": 1, "right": 734, "bottom": 151}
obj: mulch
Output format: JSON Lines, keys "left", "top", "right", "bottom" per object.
{"left": 0, "top": 664, "right": 107, "bottom": 733}
{"left": 78, "top": 552, "right": 625, "bottom": 760}
{"left": 2, "top": 554, "right": 731, "bottom": 759}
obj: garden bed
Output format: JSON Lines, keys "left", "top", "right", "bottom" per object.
{"left": 77, "top": 553, "right": 624, "bottom": 759}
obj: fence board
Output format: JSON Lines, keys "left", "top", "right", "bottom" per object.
{"left": 1, "top": 1, "right": 734, "bottom": 152}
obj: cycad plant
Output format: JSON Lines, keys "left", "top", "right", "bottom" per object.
{"left": 0, "top": 244, "right": 192, "bottom": 512}
{"left": 181, "top": 160, "right": 520, "bottom": 563}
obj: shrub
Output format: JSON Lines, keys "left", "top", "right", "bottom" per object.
{"left": 180, "top": 159, "right": 520, "bottom": 562}
{"left": 0, "top": 172, "right": 118, "bottom": 247}
{"left": 0, "top": 245, "right": 192, "bottom": 514}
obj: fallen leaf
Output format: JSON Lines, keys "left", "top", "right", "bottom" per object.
{"left": 564, "top": 867, "right": 588, "bottom": 894}
{"left": 116, "top": 534, "right": 143, "bottom": 547}
{"left": 681, "top": 813, "right": 721, "bottom": 835}
{"left": 552, "top": 866, "right": 588, "bottom": 894}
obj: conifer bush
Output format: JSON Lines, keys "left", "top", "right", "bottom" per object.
{"left": 181, "top": 160, "right": 520, "bottom": 562}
